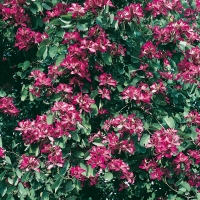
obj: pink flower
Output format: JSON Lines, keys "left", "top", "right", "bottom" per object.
{"left": 89, "top": 174, "right": 99, "bottom": 186}
{"left": 103, "top": 114, "right": 144, "bottom": 138}
{"left": 43, "top": 2, "right": 69, "bottom": 22}
{"left": 139, "top": 158, "right": 158, "bottom": 171}
{"left": 121, "top": 84, "right": 152, "bottom": 104}
{"left": 0, "top": 97, "right": 20, "bottom": 116}
{"left": 87, "top": 146, "right": 111, "bottom": 169}
{"left": 145, "top": 0, "right": 183, "bottom": 17}
{"left": 139, "top": 41, "right": 158, "bottom": 59}
{"left": 45, "top": 146, "right": 65, "bottom": 169}
{"left": 98, "top": 73, "right": 117, "bottom": 87}
{"left": 185, "top": 111, "right": 200, "bottom": 126}
{"left": 115, "top": 3, "right": 144, "bottom": 23}
{"left": 173, "top": 152, "right": 191, "bottom": 174}
{"left": 0, "top": 148, "right": 5, "bottom": 158}
{"left": 188, "top": 150, "right": 200, "bottom": 164}
{"left": 62, "top": 32, "right": 80, "bottom": 44}
{"left": 149, "top": 168, "right": 164, "bottom": 180}
{"left": 72, "top": 93, "right": 95, "bottom": 113}
{"left": 98, "top": 88, "right": 111, "bottom": 100}
{"left": 147, "top": 128, "right": 181, "bottom": 159}
{"left": 15, "top": 27, "right": 46, "bottom": 51}
{"left": 67, "top": 3, "right": 86, "bottom": 18}
{"left": 19, "top": 155, "right": 40, "bottom": 172}
{"left": 70, "top": 166, "right": 86, "bottom": 181}
{"left": 0, "top": 0, "right": 30, "bottom": 26}
{"left": 84, "top": 0, "right": 114, "bottom": 11}
{"left": 56, "top": 84, "right": 73, "bottom": 93}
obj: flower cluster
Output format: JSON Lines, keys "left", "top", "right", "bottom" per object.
{"left": 108, "top": 159, "right": 135, "bottom": 184}
{"left": 139, "top": 158, "right": 165, "bottom": 180}
{"left": 67, "top": 3, "right": 86, "bottom": 18}
{"left": 0, "top": 97, "right": 19, "bottom": 116}
{"left": 103, "top": 114, "right": 144, "bottom": 138}
{"left": 145, "top": 0, "right": 183, "bottom": 17}
{"left": 44, "top": 2, "right": 69, "bottom": 22}
{"left": 72, "top": 93, "right": 95, "bottom": 113}
{"left": 84, "top": 0, "right": 114, "bottom": 11}
{"left": 172, "top": 152, "right": 191, "bottom": 174}
{"left": 15, "top": 102, "right": 81, "bottom": 144}
{"left": 19, "top": 154, "right": 40, "bottom": 172}
{"left": 176, "top": 47, "right": 200, "bottom": 83}
{"left": 147, "top": 128, "right": 181, "bottom": 159}
{"left": 41, "top": 144, "right": 64, "bottom": 169}
{"left": 152, "top": 19, "right": 200, "bottom": 45}
{"left": 70, "top": 166, "right": 86, "bottom": 181}
{"left": 15, "top": 27, "right": 47, "bottom": 51}
{"left": 188, "top": 150, "right": 200, "bottom": 165}
{"left": 0, "top": 0, "right": 29, "bottom": 26}
{"left": 121, "top": 83, "right": 152, "bottom": 104}
{"left": 87, "top": 146, "right": 111, "bottom": 169}
{"left": 185, "top": 111, "right": 200, "bottom": 126}
{"left": 115, "top": 3, "right": 144, "bottom": 23}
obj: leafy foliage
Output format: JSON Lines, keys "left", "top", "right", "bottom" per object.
{"left": 0, "top": 0, "right": 200, "bottom": 199}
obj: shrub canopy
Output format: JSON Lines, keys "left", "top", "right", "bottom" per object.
{"left": 0, "top": 0, "right": 200, "bottom": 199}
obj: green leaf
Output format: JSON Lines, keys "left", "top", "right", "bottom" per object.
{"left": 42, "top": 3, "right": 51, "bottom": 10}
{"left": 22, "top": 61, "right": 30, "bottom": 71}
{"left": 16, "top": 168, "right": 22, "bottom": 178}
{"left": 118, "top": 66, "right": 125, "bottom": 74}
{"left": 21, "top": 171, "right": 31, "bottom": 182}
{"left": 37, "top": 45, "right": 47, "bottom": 58}
{"left": 90, "top": 104, "right": 98, "bottom": 117}
{"left": 140, "top": 134, "right": 150, "bottom": 146}
{"left": 73, "top": 151, "right": 84, "bottom": 158}
{"left": 180, "top": 0, "right": 190, "bottom": 8}
{"left": 104, "top": 172, "right": 113, "bottom": 181}
{"left": 49, "top": 46, "right": 58, "bottom": 59}
{"left": 65, "top": 181, "right": 75, "bottom": 192}
{"left": 21, "top": 86, "right": 28, "bottom": 101}
{"left": 55, "top": 54, "right": 65, "bottom": 66}
{"left": 71, "top": 130, "right": 80, "bottom": 142}
{"left": 18, "top": 183, "right": 27, "bottom": 196}
{"left": 0, "top": 170, "right": 6, "bottom": 181}
{"left": 167, "top": 194, "right": 177, "bottom": 200}
{"left": 149, "top": 123, "right": 162, "bottom": 130}
{"left": 41, "top": 191, "right": 49, "bottom": 200}
{"left": 0, "top": 90, "right": 6, "bottom": 97}
{"left": 197, "top": 193, "right": 200, "bottom": 200}
{"left": 86, "top": 165, "right": 94, "bottom": 178}
{"left": 46, "top": 114, "right": 54, "bottom": 125}
{"left": 0, "top": 185, "right": 7, "bottom": 197}
{"left": 101, "top": 52, "right": 112, "bottom": 65}
{"left": 59, "top": 161, "right": 70, "bottom": 176}
{"left": 5, "top": 156, "right": 11, "bottom": 164}
{"left": 29, "top": 144, "right": 40, "bottom": 156}
{"left": 43, "top": 46, "right": 48, "bottom": 60}
{"left": 164, "top": 116, "right": 175, "bottom": 128}
{"left": 51, "top": 177, "right": 63, "bottom": 193}
{"left": 92, "top": 142, "right": 104, "bottom": 146}
{"left": 6, "top": 194, "right": 15, "bottom": 200}
{"left": 60, "top": 14, "right": 72, "bottom": 21}
{"left": 181, "top": 181, "right": 191, "bottom": 191}
{"left": 117, "top": 85, "right": 123, "bottom": 92}
{"left": 76, "top": 23, "right": 88, "bottom": 31}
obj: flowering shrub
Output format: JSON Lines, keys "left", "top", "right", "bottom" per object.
{"left": 0, "top": 0, "right": 200, "bottom": 199}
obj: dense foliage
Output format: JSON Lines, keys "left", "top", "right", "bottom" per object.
{"left": 0, "top": 0, "right": 200, "bottom": 199}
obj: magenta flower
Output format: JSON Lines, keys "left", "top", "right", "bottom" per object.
{"left": 19, "top": 155, "right": 40, "bottom": 172}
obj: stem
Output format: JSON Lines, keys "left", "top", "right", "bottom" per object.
{"left": 6, "top": 151, "right": 21, "bottom": 158}
{"left": 163, "top": 177, "right": 194, "bottom": 199}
